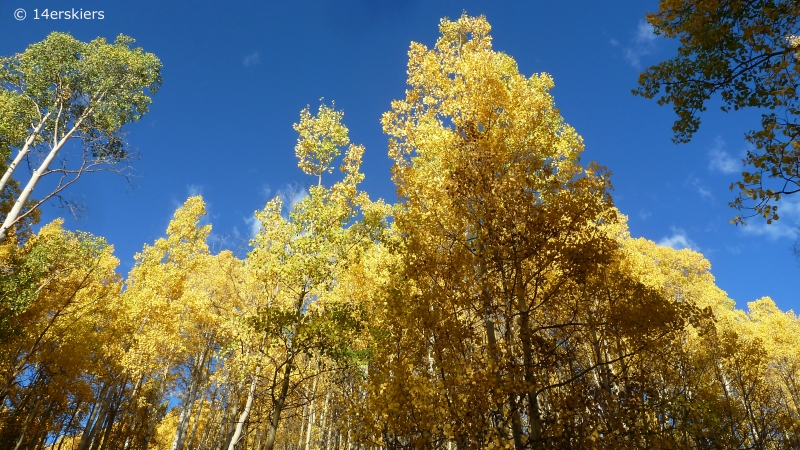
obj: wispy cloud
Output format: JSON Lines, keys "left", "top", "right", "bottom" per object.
{"left": 163, "top": 184, "right": 222, "bottom": 246}
{"left": 708, "top": 136, "right": 739, "bottom": 174}
{"left": 636, "top": 21, "right": 657, "bottom": 44}
{"left": 685, "top": 175, "right": 714, "bottom": 201}
{"left": 618, "top": 20, "right": 657, "bottom": 68}
{"left": 244, "top": 184, "right": 310, "bottom": 239}
{"left": 740, "top": 197, "right": 800, "bottom": 239}
{"left": 187, "top": 184, "right": 204, "bottom": 197}
{"left": 171, "top": 184, "right": 205, "bottom": 211}
{"left": 658, "top": 227, "right": 700, "bottom": 251}
{"left": 244, "top": 216, "right": 261, "bottom": 239}
{"left": 279, "top": 185, "right": 308, "bottom": 213}
{"left": 243, "top": 52, "right": 260, "bottom": 67}
{"left": 725, "top": 245, "right": 742, "bottom": 255}
{"left": 639, "top": 210, "right": 652, "bottom": 221}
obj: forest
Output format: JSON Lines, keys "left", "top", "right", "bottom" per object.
{"left": 2, "top": 8, "right": 800, "bottom": 450}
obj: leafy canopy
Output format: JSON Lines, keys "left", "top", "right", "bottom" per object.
{"left": 293, "top": 102, "right": 350, "bottom": 185}
{"left": 634, "top": 0, "right": 800, "bottom": 224}
{"left": 0, "top": 32, "right": 162, "bottom": 161}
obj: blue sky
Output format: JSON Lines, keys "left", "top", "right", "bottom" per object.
{"left": 3, "top": 1, "right": 799, "bottom": 313}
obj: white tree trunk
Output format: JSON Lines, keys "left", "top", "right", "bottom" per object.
{"left": 171, "top": 349, "right": 208, "bottom": 450}
{"left": 304, "top": 373, "right": 319, "bottom": 450}
{"left": 0, "top": 112, "right": 52, "bottom": 195}
{"left": 226, "top": 366, "right": 260, "bottom": 450}
{"left": 77, "top": 381, "right": 115, "bottom": 450}
{"left": 0, "top": 113, "right": 86, "bottom": 242}
{"left": 318, "top": 386, "right": 331, "bottom": 449}
{"left": 12, "top": 395, "right": 42, "bottom": 450}
{"left": 264, "top": 361, "right": 292, "bottom": 450}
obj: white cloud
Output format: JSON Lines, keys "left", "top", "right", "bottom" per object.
{"left": 170, "top": 184, "right": 205, "bottom": 211}
{"left": 244, "top": 184, "right": 310, "bottom": 239}
{"left": 244, "top": 215, "right": 261, "bottom": 239}
{"left": 187, "top": 184, "right": 204, "bottom": 197}
{"left": 162, "top": 185, "right": 223, "bottom": 247}
{"left": 279, "top": 185, "right": 308, "bottom": 212}
{"left": 740, "top": 223, "right": 796, "bottom": 239}
{"left": 622, "top": 20, "right": 657, "bottom": 68}
{"left": 243, "top": 52, "right": 260, "bottom": 67}
{"left": 685, "top": 175, "right": 714, "bottom": 201}
{"left": 697, "top": 186, "right": 713, "bottom": 200}
{"left": 609, "top": 38, "right": 619, "bottom": 46}
{"left": 725, "top": 245, "right": 742, "bottom": 255}
{"left": 739, "top": 197, "right": 800, "bottom": 240}
{"left": 708, "top": 136, "right": 739, "bottom": 174}
{"left": 658, "top": 227, "right": 700, "bottom": 251}
{"left": 636, "top": 21, "right": 657, "bottom": 44}
{"left": 639, "top": 210, "right": 652, "bottom": 221}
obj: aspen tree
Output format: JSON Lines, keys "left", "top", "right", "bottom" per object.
{"left": 0, "top": 32, "right": 161, "bottom": 242}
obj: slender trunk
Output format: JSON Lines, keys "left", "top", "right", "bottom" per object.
{"left": 121, "top": 376, "right": 144, "bottom": 450}
{"left": 172, "top": 349, "right": 209, "bottom": 450}
{"left": 215, "top": 400, "right": 231, "bottom": 450}
{"left": 189, "top": 358, "right": 217, "bottom": 450}
{"left": 0, "top": 110, "right": 89, "bottom": 242}
{"left": 265, "top": 292, "right": 306, "bottom": 450}
{"left": 142, "top": 367, "right": 171, "bottom": 450}
{"left": 0, "top": 276, "right": 91, "bottom": 408}
{"left": 511, "top": 251, "right": 543, "bottom": 450}
{"left": 221, "top": 377, "right": 245, "bottom": 450}
{"left": 56, "top": 401, "right": 82, "bottom": 450}
{"left": 141, "top": 405, "right": 159, "bottom": 450}
{"left": 264, "top": 360, "right": 293, "bottom": 450}
{"left": 186, "top": 392, "right": 206, "bottom": 450}
{"left": 318, "top": 386, "right": 331, "bottom": 449}
{"left": 325, "top": 403, "right": 335, "bottom": 450}
{"left": 199, "top": 397, "right": 221, "bottom": 450}
{"left": 297, "top": 402, "right": 307, "bottom": 449}
{"left": 0, "top": 112, "right": 52, "bottom": 195}
{"left": 32, "top": 431, "right": 47, "bottom": 450}
{"left": 519, "top": 310, "right": 543, "bottom": 450}
{"left": 476, "top": 236, "right": 514, "bottom": 447}
{"left": 509, "top": 394, "right": 525, "bottom": 450}
{"left": 96, "top": 381, "right": 125, "bottom": 450}
{"left": 304, "top": 401, "right": 315, "bottom": 450}
{"left": 91, "top": 404, "right": 115, "bottom": 450}
{"left": 12, "top": 395, "right": 43, "bottom": 450}
{"left": 77, "top": 381, "right": 115, "bottom": 450}
{"left": 304, "top": 373, "right": 319, "bottom": 450}
{"left": 227, "top": 365, "right": 260, "bottom": 450}
{"left": 171, "top": 381, "right": 199, "bottom": 450}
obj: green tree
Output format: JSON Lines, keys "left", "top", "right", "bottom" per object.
{"left": 245, "top": 103, "right": 389, "bottom": 450}
{"left": 0, "top": 32, "right": 161, "bottom": 242}
{"left": 0, "top": 92, "right": 40, "bottom": 241}
{"left": 634, "top": 0, "right": 800, "bottom": 224}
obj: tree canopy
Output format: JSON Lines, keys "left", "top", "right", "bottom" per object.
{"left": 1, "top": 13, "right": 799, "bottom": 450}
{"left": 0, "top": 32, "right": 161, "bottom": 242}
{"left": 635, "top": 0, "right": 800, "bottom": 224}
